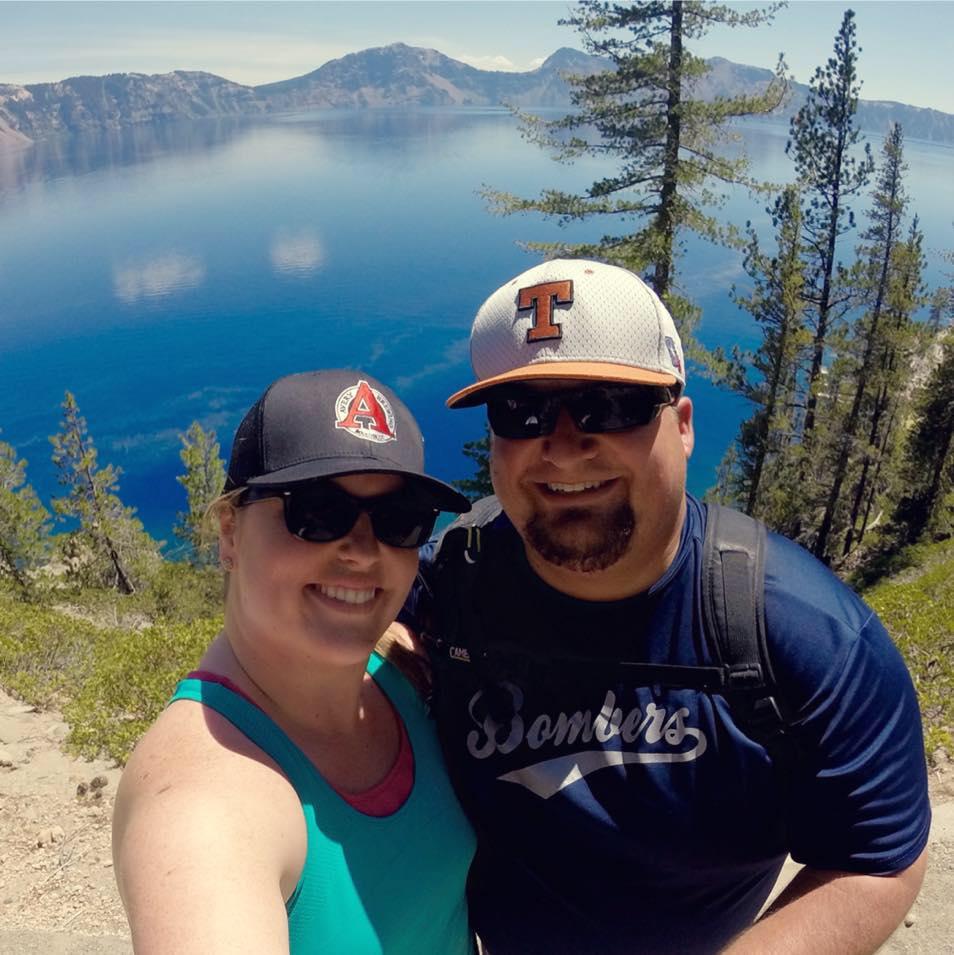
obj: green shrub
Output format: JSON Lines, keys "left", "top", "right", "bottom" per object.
{"left": 0, "top": 594, "right": 102, "bottom": 706}
{"left": 64, "top": 615, "right": 221, "bottom": 764}
{"left": 864, "top": 541, "right": 954, "bottom": 760}
{"left": 138, "top": 560, "right": 222, "bottom": 624}
{"left": 49, "top": 557, "right": 221, "bottom": 621}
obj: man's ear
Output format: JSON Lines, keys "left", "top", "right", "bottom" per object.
{"left": 675, "top": 396, "right": 694, "bottom": 459}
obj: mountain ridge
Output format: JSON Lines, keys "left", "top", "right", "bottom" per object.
{"left": 2, "top": 43, "right": 952, "bottom": 147}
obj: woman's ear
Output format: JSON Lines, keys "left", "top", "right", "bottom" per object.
{"left": 218, "top": 504, "right": 238, "bottom": 568}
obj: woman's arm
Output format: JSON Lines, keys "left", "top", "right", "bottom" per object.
{"left": 113, "top": 705, "right": 306, "bottom": 955}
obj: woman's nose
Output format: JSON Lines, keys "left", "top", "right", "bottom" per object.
{"left": 337, "top": 511, "right": 380, "bottom": 564}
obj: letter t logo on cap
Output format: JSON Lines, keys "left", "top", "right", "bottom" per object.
{"left": 519, "top": 280, "right": 572, "bottom": 343}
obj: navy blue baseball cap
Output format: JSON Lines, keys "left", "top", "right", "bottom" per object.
{"left": 225, "top": 369, "right": 470, "bottom": 514}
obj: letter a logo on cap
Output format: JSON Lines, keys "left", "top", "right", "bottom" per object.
{"left": 335, "top": 380, "right": 397, "bottom": 444}
{"left": 519, "top": 280, "right": 572, "bottom": 343}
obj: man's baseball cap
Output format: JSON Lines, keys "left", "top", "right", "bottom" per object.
{"left": 225, "top": 369, "right": 470, "bottom": 513}
{"left": 446, "top": 258, "right": 686, "bottom": 408}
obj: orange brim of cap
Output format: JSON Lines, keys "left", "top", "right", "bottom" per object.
{"left": 446, "top": 361, "right": 679, "bottom": 408}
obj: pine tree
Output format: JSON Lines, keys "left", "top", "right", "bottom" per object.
{"left": 786, "top": 8, "right": 873, "bottom": 438}
{"left": 0, "top": 438, "right": 51, "bottom": 593}
{"left": 719, "top": 186, "right": 810, "bottom": 529}
{"left": 483, "top": 0, "right": 785, "bottom": 325}
{"left": 890, "top": 332, "right": 954, "bottom": 543}
{"left": 174, "top": 422, "right": 226, "bottom": 565}
{"left": 49, "top": 391, "right": 158, "bottom": 594}
{"left": 453, "top": 426, "right": 494, "bottom": 501}
{"left": 813, "top": 124, "right": 921, "bottom": 560}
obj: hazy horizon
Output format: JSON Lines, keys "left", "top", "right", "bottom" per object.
{"left": 3, "top": 1, "right": 954, "bottom": 114}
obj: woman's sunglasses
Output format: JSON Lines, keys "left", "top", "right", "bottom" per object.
{"left": 239, "top": 481, "right": 439, "bottom": 549}
{"left": 486, "top": 384, "right": 677, "bottom": 440}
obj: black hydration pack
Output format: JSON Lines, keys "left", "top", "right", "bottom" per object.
{"left": 420, "top": 498, "right": 794, "bottom": 774}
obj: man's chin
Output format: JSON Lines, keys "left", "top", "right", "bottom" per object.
{"left": 524, "top": 503, "right": 635, "bottom": 574}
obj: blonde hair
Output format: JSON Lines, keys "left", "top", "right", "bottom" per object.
{"left": 206, "top": 487, "right": 243, "bottom": 528}
{"left": 206, "top": 488, "right": 243, "bottom": 596}
{"left": 375, "top": 624, "right": 431, "bottom": 698}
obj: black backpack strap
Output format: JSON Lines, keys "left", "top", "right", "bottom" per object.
{"left": 702, "top": 504, "right": 794, "bottom": 774}
{"left": 419, "top": 496, "right": 501, "bottom": 667}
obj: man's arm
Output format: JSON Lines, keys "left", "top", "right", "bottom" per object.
{"left": 723, "top": 849, "right": 928, "bottom": 954}
{"left": 741, "top": 535, "right": 933, "bottom": 955}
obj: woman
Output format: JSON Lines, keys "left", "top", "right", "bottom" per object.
{"left": 112, "top": 370, "right": 476, "bottom": 954}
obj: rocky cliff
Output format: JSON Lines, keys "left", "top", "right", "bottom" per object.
{"left": 0, "top": 71, "right": 263, "bottom": 141}
{"left": 1, "top": 45, "right": 951, "bottom": 147}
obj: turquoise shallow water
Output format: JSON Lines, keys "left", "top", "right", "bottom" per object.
{"left": 0, "top": 110, "right": 951, "bottom": 545}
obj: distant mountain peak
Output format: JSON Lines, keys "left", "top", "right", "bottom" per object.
{"left": 540, "top": 47, "right": 599, "bottom": 69}
{"left": 1, "top": 44, "right": 951, "bottom": 146}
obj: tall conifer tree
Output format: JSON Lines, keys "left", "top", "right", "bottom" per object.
{"left": 716, "top": 186, "right": 810, "bottom": 531}
{"left": 175, "top": 422, "right": 225, "bottom": 566}
{"left": 0, "top": 438, "right": 51, "bottom": 593}
{"left": 786, "top": 8, "right": 872, "bottom": 438}
{"left": 890, "top": 333, "right": 954, "bottom": 543}
{"left": 813, "top": 124, "right": 920, "bottom": 559}
{"left": 483, "top": 0, "right": 785, "bottom": 326}
{"left": 49, "top": 392, "right": 157, "bottom": 594}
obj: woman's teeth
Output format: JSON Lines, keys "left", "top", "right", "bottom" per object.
{"left": 318, "top": 584, "right": 376, "bottom": 605}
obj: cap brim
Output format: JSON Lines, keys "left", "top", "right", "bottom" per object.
{"left": 446, "top": 362, "right": 680, "bottom": 408}
{"left": 245, "top": 459, "right": 471, "bottom": 514}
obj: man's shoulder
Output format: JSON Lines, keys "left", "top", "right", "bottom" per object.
{"left": 695, "top": 505, "right": 885, "bottom": 691}
{"left": 762, "top": 527, "right": 873, "bottom": 633}
{"left": 697, "top": 502, "right": 873, "bottom": 635}
{"left": 755, "top": 523, "right": 904, "bottom": 719}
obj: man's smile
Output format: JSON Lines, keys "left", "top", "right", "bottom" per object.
{"left": 535, "top": 478, "right": 620, "bottom": 501}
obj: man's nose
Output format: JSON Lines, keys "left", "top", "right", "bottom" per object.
{"left": 541, "top": 407, "right": 598, "bottom": 467}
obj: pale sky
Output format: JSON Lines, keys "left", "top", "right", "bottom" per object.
{"left": 2, "top": 1, "right": 953, "bottom": 113}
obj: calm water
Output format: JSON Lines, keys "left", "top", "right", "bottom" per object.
{"left": 0, "top": 110, "right": 951, "bottom": 546}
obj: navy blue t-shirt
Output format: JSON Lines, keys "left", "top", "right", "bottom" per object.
{"left": 406, "top": 495, "right": 930, "bottom": 955}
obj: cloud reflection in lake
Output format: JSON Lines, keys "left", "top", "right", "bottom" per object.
{"left": 113, "top": 252, "right": 205, "bottom": 303}
{"left": 269, "top": 229, "right": 324, "bottom": 277}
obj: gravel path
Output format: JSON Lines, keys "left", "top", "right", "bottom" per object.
{"left": 0, "top": 688, "right": 950, "bottom": 954}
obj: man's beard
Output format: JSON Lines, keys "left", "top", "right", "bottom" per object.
{"left": 524, "top": 499, "right": 635, "bottom": 573}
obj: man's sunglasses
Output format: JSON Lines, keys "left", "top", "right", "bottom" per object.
{"left": 486, "top": 384, "right": 677, "bottom": 440}
{"left": 239, "top": 481, "right": 439, "bottom": 549}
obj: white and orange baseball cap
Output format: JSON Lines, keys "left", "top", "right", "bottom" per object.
{"left": 446, "top": 258, "right": 686, "bottom": 408}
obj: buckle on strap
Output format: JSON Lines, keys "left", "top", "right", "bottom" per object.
{"left": 726, "top": 662, "right": 764, "bottom": 689}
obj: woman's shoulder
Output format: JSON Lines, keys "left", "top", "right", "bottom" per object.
{"left": 113, "top": 694, "right": 307, "bottom": 915}
{"left": 118, "top": 693, "right": 300, "bottom": 819}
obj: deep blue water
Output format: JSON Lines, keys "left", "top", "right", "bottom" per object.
{"left": 0, "top": 110, "right": 951, "bottom": 548}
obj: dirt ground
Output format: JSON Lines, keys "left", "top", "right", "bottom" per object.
{"left": 0, "top": 687, "right": 951, "bottom": 954}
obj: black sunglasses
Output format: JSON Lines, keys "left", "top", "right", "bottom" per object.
{"left": 486, "top": 384, "right": 677, "bottom": 440}
{"left": 239, "top": 481, "right": 439, "bottom": 549}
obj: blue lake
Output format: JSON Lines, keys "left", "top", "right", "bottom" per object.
{"left": 0, "top": 110, "right": 951, "bottom": 547}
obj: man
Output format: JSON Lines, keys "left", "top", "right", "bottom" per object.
{"left": 404, "top": 258, "right": 930, "bottom": 955}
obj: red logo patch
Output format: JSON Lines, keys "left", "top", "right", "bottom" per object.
{"left": 334, "top": 380, "right": 396, "bottom": 443}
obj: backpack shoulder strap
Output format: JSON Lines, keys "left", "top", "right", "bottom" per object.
{"left": 420, "top": 496, "right": 503, "bottom": 662}
{"left": 702, "top": 504, "right": 793, "bottom": 763}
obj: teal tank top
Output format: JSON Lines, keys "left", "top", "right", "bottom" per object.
{"left": 170, "top": 653, "right": 475, "bottom": 955}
